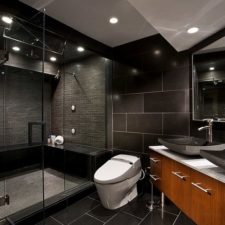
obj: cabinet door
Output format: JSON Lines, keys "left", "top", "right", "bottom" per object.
{"left": 149, "top": 151, "right": 162, "bottom": 190}
{"left": 161, "top": 156, "right": 173, "bottom": 199}
{"left": 190, "top": 171, "right": 219, "bottom": 225}
{"left": 171, "top": 161, "right": 191, "bottom": 215}
{"left": 213, "top": 182, "right": 225, "bottom": 225}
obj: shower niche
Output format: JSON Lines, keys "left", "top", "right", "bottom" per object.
{"left": 0, "top": 8, "right": 111, "bottom": 224}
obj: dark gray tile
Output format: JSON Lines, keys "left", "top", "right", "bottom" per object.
{"left": 174, "top": 212, "right": 196, "bottom": 225}
{"left": 52, "top": 197, "right": 99, "bottom": 225}
{"left": 126, "top": 71, "right": 162, "bottom": 93}
{"left": 122, "top": 195, "right": 150, "bottom": 219}
{"left": 88, "top": 205, "right": 118, "bottom": 222}
{"left": 113, "top": 94, "right": 144, "bottom": 113}
{"left": 127, "top": 114, "right": 162, "bottom": 134}
{"left": 144, "top": 134, "right": 162, "bottom": 152}
{"left": 144, "top": 91, "right": 186, "bottom": 113}
{"left": 163, "top": 67, "right": 190, "bottom": 90}
{"left": 35, "top": 217, "right": 61, "bottom": 225}
{"left": 88, "top": 192, "right": 100, "bottom": 201}
{"left": 163, "top": 113, "right": 190, "bottom": 136}
{"left": 105, "top": 212, "right": 140, "bottom": 225}
{"left": 139, "top": 210, "right": 176, "bottom": 225}
{"left": 113, "top": 132, "right": 143, "bottom": 152}
{"left": 113, "top": 114, "right": 126, "bottom": 131}
{"left": 70, "top": 214, "right": 103, "bottom": 225}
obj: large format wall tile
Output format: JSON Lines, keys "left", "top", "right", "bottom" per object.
{"left": 113, "top": 132, "right": 143, "bottom": 152}
{"left": 127, "top": 114, "right": 162, "bottom": 134}
{"left": 144, "top": 91, "right": 187, "bottom": 112}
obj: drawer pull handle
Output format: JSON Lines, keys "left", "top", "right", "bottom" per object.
{"left": 172, "top": 171, "right": 188, "bottom": 180}
{"left": 150, "top": 174, "right": 160, "bottom": 181}
{"left": 150, "top": 158, "right": 160, "bottom": 163}
{"left": 191, "top": 182, "right": 211, "bottom": 194}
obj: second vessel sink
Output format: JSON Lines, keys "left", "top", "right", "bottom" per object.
{"left": 158, "top": 136, "right": 225, "bottom": 156}
{"left": 200, "top": 149, "right": 225, "bottom": 170}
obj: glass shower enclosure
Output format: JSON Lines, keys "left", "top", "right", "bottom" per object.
{"left": 0, "top": 6, "right": 110, "bottom": 224}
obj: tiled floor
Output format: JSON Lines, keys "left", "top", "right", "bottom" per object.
{"left": 36, "top": 192, "right": 196, "bottom": 225}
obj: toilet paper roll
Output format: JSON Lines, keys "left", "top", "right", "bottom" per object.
{"left": 55, "top": 135, "right": 64, "bottom": 145}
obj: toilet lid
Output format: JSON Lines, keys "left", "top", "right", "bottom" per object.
{"left": 94, "top": 159, "right": 133, "bottom": 184}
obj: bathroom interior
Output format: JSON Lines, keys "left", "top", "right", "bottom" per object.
{"left": 0, "top": 0, "right": 225, "bottom": 225}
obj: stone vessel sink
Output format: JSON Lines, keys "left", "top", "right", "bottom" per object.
{"left": 200, "top": 150, "right": 225, "bottom": 170}
{"left": 158, "top": 136, "right": 225, "bottom": 156}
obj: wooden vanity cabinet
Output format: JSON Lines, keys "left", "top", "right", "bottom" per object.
{"left": 149, "top": 151, "right": 162, "bottom": 190}
{"left": 150, "top": 151, "right": 225, "bottom": 225}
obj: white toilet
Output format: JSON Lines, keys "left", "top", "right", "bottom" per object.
{"left": 94, "top": 154, "right": 142, "bottom": 210}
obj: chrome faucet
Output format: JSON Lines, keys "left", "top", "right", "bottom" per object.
{"left": 198, "top": 119, "right": 213, "bottom": 143}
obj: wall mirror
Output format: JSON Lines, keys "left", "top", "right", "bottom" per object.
{"left": 192, "top": 36, "right": 225, "bottom": 122}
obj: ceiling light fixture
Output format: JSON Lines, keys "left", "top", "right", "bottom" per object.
{"left": 1, "top": 16, "right": 13, "bottom": 24}
{"left": 12, "top": 46, "right": 20, "bottom": 52}
{"left": 109, "top": 17, "right": 118, "bottom": 24}
{"left": 50, "top": 56, "right": 57, "bottom": 62}
{"left": 77, "top": 46, "right": 84, "bottom": 52}
{"left": 209, "top": 67, "right": 215, "bottom": 71}
{"left": 187, "top": 27, "right": 199, "bottom": 34}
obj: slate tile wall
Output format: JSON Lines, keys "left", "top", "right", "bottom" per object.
{"left": 0, "top": 67, "right": 52, "bottom": 146}
{"left": 51, "top": 55, "right": 108, "bottom": 148}
{"left": 112, "top": 34, "right": 191, "bottom": 153}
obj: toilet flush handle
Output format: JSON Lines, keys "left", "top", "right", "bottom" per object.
{"left": 139, "top": 169, "right": 145, "bottom": 180}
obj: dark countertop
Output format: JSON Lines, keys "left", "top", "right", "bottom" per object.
{"left": 0, "top": 143, "right": 42, "bottom": 152}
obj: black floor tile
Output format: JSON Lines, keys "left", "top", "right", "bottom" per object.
{"left": 88, "top": 192, "right": 100, "bottom": 201}
{"left": 174, "top": 212, "right": 196, "bottom": 225}
{"left": 70, "top": 214, "right": 103, "bottom": 225}
{"left": 160, "top": 200, "right": 180, "bottom": 215}
{"left": 105, "top": 212, "right": 140, "bottom": 225}
{"left": 35, "top": 217, "right": 61, "bottom": 225}
{"left": 88, "top": 205, "right": 118, "bottom": 222}
{"left": 122, "top": 194, "right": 150, "bottom": 219}
{"left": 139, "top": 210, "right": 176, "bottom": 225}
{"left": 51, "top": 197, "right": 100, "bottom": 225}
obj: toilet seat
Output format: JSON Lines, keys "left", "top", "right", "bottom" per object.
{"left": 94, "top": 154, "right": 141, "bottom": 184}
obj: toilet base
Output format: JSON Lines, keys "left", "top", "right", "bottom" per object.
{"left": 95, "top": 171, "right": 141, "bottom": 210}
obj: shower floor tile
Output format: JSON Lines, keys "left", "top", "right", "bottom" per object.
{"left": 0, "top": 168, "right": 88, "bottom": 219}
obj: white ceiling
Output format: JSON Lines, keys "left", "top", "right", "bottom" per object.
{"left": 128, "top": 0, "right": 225, "bottom": 51}
{"left": 20, "top": 0, "right": 225, "bottom": 51}
{"left": 20, "top": 0, "right": 158, "bottom": 47}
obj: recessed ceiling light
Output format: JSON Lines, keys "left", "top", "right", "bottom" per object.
{"left": 2, "top": 16, "right": 13, "bottom": 24}
{"left": 12, "top": 46, "right": 20, "bottom": 52}
{"left": 187, "top": 27, "right": 199, "bottom": 34}
{"left": 50, "top": 56, "right": 57, "bottom": 62}
{"left": 77, "top": 46, "right": 84, "bottom": 52}
{"left": 154, "top": 49, "right": 161, "bottom": 55}
{"left": 209, "top": 67, "right": 215, "bottom": 71}
{"left": 109, "top": 17, "right": 118, "bottom": 24}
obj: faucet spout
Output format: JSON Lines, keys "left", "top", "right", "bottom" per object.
{"left": 198, "top": 119, "right": 213, "bottom": 143}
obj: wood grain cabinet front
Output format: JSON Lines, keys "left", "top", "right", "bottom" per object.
{"left": 149, "top": 151, "right": 162, "bottom": 190}
{"left": 190, "top": 170, "right": 219, "bottom": 225}
{"left": 171, "top": 161, "right": 191, "bottom": 216}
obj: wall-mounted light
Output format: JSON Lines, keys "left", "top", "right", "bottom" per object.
{"left": 187, "top": 27, "right": 199, "bottom": 34}
{"left": 154, "top": 49, "right": 161, "bottom": 55}
{"left": 77, "top": 46, "right": 84, "bottom": 52}
{"left": 209, "top": 67, "right": 215, "bottom": 71}
{"left": 1, "top": 16, "right": 13, "bottom": 24}
{"left": 109, "top": 17, "right": 118, "bottom": 24}
{"left": 50, "top": 56, "right": 57, "bottom": 62}
{"left": 12, "top": 46, "right": 20, "bottom": 52}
